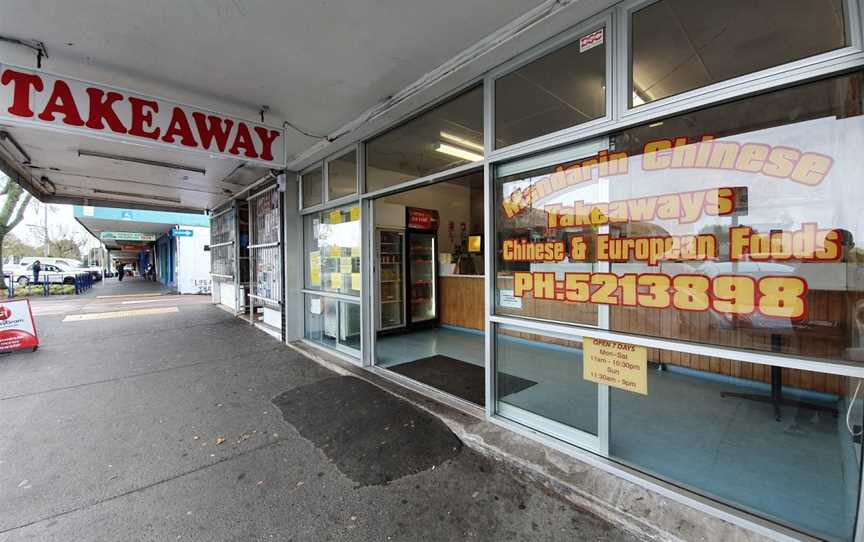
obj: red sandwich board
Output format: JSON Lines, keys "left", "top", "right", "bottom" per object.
{"left": 0, "top": 299, "right": 39, "bottom": 353}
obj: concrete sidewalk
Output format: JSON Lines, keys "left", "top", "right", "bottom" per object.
{"left": 0, "top": 290, "right": 638, "bottom": 541}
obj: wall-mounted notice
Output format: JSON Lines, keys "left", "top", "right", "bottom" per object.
{"left": 583, "top": 338, "right": 647, "bottom": 395}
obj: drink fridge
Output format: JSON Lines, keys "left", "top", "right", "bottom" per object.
{"left": 405, "top": 207, "right": 439, "bottom": 328}
{"left": 377, "top": 229, "right": 405, "bottom": 331}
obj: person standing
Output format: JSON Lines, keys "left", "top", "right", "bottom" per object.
{"left": 117, "top": 262, "right": 125, "bottom": 282}
{"left": 32, "top": 260, "right": 41, "bottom": 284}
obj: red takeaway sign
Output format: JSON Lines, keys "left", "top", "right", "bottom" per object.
{"left": 0, "top": 63, "right": 286, "bottom": 167}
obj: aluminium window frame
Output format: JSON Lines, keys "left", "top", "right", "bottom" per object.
{"left": 324, "top": 144, "right": 361, "bottom": 205}
{"left": 299, "top": 162, "right": 325, "bottom": 212}
{"left": 299, "top": 196, "right": 363, "bottom": 362}
{"left": 487, "top": 10, "right": 615, "bottom": 155}
{"left": 615, "top": 0, "right": 864, "bottom": 122}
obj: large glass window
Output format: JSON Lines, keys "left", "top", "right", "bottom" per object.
{"left": 304, "top": 203, "right": 361, "bottom": 296}
{"left": 365, "top": 86, "right": 484, "bottom": 193}
{"left": 495, "top": 26, "right": 606, "bottom": 148}
{"left": 496, "top": 325, "right": 598, "bottom": 436}
{"left": 327, "top": 149, "right": 358, "bottom": 200}
{"left": 630, "top": 0, "right": 847, "bottom": 106}
{"left": 305, "top": 294, "right": 361, "bottom": 354}
{"left": 493, "top": 71, "right": 864, "bottom": 540}
{"left": 495, "top": 72, "right": 864, "bottom": 364}
{"left": 302, "top": 166, "right": 323, "bottom": 208}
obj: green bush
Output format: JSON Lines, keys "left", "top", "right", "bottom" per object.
{"left": 0, "top": 284, "right": 76, "bottom": 297}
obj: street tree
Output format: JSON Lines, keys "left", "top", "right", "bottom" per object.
{"left": 0, "top": 174, "right": 33, "bottom": 281}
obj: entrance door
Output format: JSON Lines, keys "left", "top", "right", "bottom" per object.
{"left": 491, "top": 137, "right": 611, "bottom": 455}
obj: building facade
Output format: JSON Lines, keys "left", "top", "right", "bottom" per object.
{"left": 202, "top": 1, "right": 864, "bottom": 540}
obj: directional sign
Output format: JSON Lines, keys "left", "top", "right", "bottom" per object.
{"left": 171, "top": 228, "right": 193, "bottom": 237}
{"left": 100, "top": 232, "right": 156, "bottom": 242}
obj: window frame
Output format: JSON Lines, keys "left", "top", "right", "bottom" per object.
{"left": 616, "top": 0, "right": 864, "bottom": 121}
{"left": 299, "top": 162, "right": 324, "bottom": 212}
{"left": 487, "top": 10, "right": 615, "bottom": 155}
{"left": 362, "top": 84, "right": 486, "bottom": 197}
{"left": 324, "top": 144, "right": 361, "bottom": 205}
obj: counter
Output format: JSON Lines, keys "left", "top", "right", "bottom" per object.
{"left": 439, "top": 274, "right": 484, "bottom": 330}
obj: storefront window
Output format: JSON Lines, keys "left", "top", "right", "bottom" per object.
{"left": 365, "top": 86, "right": 483, "bottom": 193}
{"left": 608, "top": 347, "right": 862, "bottom": 541}
{"left": 496, "top": 325, "right": 598, "bottom": 436}
{"left": 495, "top": 26, "right": 606, "bottom": 148}
{"left": 495, "top": 72, "right": 864, "bottom": 363}
{"left": 630, "top": 0, "right": 847, "bottom": 106}
{"left": 327, "top": 149, "right": 358, "bottom": 200}
{"left": 305, "top": 294, "right": 361, "bottom": 354}
{"left": 302, "top": 166, "right": 323, "bottom": 208}
{"left": 493, "top": 71, "right": 864, "bottom": 540}
{"left": 304, "top": 203, "right": 361, "bottom": 295}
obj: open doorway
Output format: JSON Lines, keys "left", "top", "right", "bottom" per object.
{"left": 372, "top": 170, "right": 504, "bottom": 407}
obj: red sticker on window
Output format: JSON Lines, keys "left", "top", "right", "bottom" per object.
{"left": 579, "top": 28, "right": 604, "bottom": 53}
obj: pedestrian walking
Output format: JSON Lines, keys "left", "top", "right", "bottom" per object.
{"left": 32, "top": 260, "right": 41, "bottom": 284}
{"left": 117, "top": 262, "right": 126, "bottom": 282}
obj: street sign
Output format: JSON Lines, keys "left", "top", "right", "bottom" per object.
{"left": 171, "top": 228, "right": 193, "bottom": 237}
{"left": 100, "top": 232, "right": 156, "bottom": 242}
{"left": 0, "top": 299, "right": 39, "bottom": 352}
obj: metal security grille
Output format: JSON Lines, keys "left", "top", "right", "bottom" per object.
{"left": 248, "top": 185, "right": 281, "bottom": 312}
{"left": 209, "top": 205, "right": 235, "bottom": 280}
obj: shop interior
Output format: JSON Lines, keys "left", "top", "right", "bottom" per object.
{"left": 373, "top": 170, "right": 498, "bottom": 405}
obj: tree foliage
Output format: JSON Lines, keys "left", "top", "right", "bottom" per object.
{"left": 0, "top": 175, "right": 33, "bottom": 279}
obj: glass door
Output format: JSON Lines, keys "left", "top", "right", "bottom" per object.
{"left": 408, "top": 233, "right": 436, "bottom": 323}
{"left": 377, "top": 229, "right": 405, "bottom": 330}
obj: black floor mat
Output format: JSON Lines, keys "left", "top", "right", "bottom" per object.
{"left": 388, "top": 355, "right": 536, "bottom": 406}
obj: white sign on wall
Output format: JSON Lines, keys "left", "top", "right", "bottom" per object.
{"left": 0, "top": 63, "right": 286, "bottom": 167}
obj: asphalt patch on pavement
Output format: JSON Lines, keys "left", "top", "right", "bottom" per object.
{"left": 272, "top": 376, "right": 462, "bottom": 486}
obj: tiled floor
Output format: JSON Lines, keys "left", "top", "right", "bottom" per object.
{"left": 375, "top": 326, "right": 859, "bottom": 541}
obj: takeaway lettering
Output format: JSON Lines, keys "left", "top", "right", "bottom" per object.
{"left": 0, "top": 67, "right": 283, "bottom": 163}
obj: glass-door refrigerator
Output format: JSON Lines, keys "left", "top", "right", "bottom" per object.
{"left": 377, "top": 229, "right": 405, "bottom": 331}
{"left": 405, "top": 208, "right": 439, "bottom": 328}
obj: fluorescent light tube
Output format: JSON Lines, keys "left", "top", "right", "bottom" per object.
{"left": 434, "top": 143, "right": 483, "bottom": 162}
{"left": 439, "top": 131, "right": 484, "bottom": 152}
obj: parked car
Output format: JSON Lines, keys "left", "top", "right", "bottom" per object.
{"left": 5, "top": 262, "right": 80, "bottom": 287}
{"left": 15, "top": 257, "right": 103, "bottom": 282}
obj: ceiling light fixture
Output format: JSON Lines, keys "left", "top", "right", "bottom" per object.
{"left": 439, "top": 131, "right": 484, "bottom": 153}
{"left": 92, "top": 189, "right": 182, "bottom": 204}
{"left": 78, "top": 150, "right": 206, "bottom": 175}
{"left": 434, "top": 143, "right": 483, "bottom": 162}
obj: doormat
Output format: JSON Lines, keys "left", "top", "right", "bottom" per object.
{"left": 388, "top": 355, "right": 536, "bottom": 406}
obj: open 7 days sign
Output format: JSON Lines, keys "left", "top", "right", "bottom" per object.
{"left": 0, "top": 299, "right": 39, "bottom": 353}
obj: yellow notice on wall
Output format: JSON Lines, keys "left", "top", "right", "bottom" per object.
{"left": 340, "top": 257, "right": 352, "bottom": 274}
{"left": 329, "top": 245, "right": 341, "bottom": 257}
{"left": 350, "top": 206, "right": 360, "bottom": 221}
{"left": 351, "top": 246, "right": 361, "bottom": 258}
{"left": 309, "top": 251, "right": 321, "bottom": 286}
{"left": 351, "top": 272, "right": 361, "bottom": 291}
{"left": 330, "top": 272, "right": 342, "bottom": 289}
{"left": 583, "top": 338, "right": 647, "bottom": 395}
{"left": 329, "top": 210, "right": 342, "bottom": 224}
